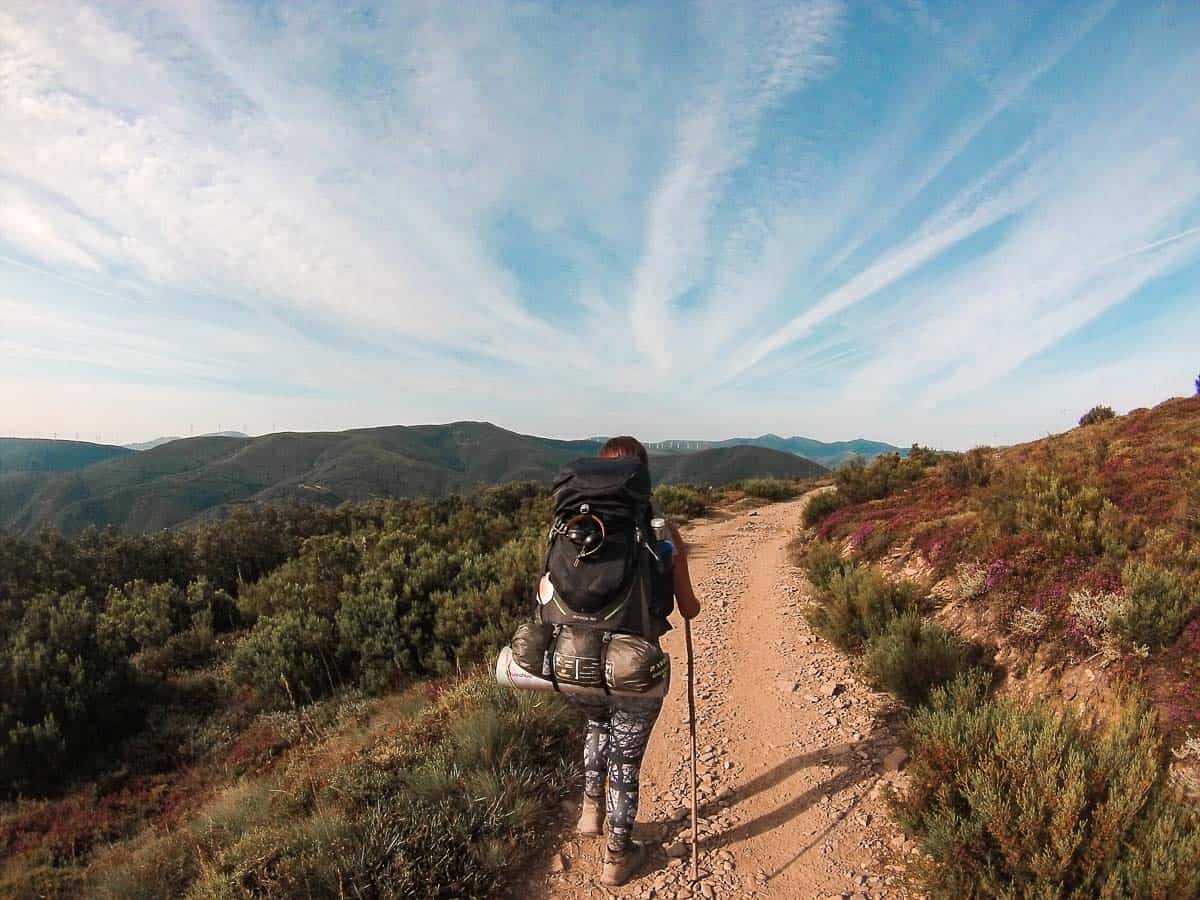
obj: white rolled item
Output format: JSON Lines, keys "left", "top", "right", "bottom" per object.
{"left": 495, "top": 646, "right": 670, "bottom": 699}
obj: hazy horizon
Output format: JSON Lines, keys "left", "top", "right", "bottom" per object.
{"left": 2, "top": 419, "right": 911, "bottom": 450}
{"left": 3, "top": 1, "right": 1199, "bottom": 451}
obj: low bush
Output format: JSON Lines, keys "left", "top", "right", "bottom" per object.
{"left": 103, "top": 675, "right": 580, "bottom": 900}
{"left": 943, "top": 446, "right": 994, "bottom": 488}
{"left": 850, "top": 522, "right": 893, "bottom": 560}
{"left": 893, "top": 674, "right": 1200, "bottom": 898}
{"left": 1009, "top": 605, "right": 1048, "bottom": 640}
{"left": 0, "top": 589, "right": 136, "bottom": 793}
{"left": 803, "top": 489, "right": 844, "bottom": 526}
{"left": 738, "top": 478, "right": 797, "bottom": 502}
{"left": 1079, "top": 404, "right": 1117, "bottom": 427}
{"left": 954, "top": 561, "right": 987, "bottom": 600}
{"left": 653, "top": 483, "right": 709, "bottom": 520}
{"left": 804, "top": 566, "right": 923, "bottom": 651}
{"left": 862, "top": 612, "right": 980, "bottom": 707}
{"left": 833, "top": 446, "right": 938, "bottom": 504}
{"left": 229, "top": 608, "right": 340, "bottom": 706}
{"left": 799, "top": 539, "right": 853, "bottom": 592}
{"left": 97, "top": 581, "right": 178, "bottom": 655}
{"left": 1014, "top": 468, "right": 1132, "bottom": 559}
{"left": 1110, "top": 560, "right": 1194, "bottom": 648}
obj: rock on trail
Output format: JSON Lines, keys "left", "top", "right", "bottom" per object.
{"left": 521, "top": 495, "right": 915, "bottom": 900}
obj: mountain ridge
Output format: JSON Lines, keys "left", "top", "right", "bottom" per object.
{"left": 0, "top": 422, "right": 827, "bottom": 536}
{"left": 642, "top": 434, "right": 906, "bottom": 468}
{"left": 0, "top": 437, "right": 134, "bottom": 472}
{"left": 124, "top": 431, "right": 249, "bottom": 452}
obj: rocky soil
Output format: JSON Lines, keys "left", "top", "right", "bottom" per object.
{"left": 520, "top": 495, "right": 919, "bottom": 899}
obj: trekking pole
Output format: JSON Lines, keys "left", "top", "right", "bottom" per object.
{"left": 685, "top": 617, "right": 700, "bottom": 884}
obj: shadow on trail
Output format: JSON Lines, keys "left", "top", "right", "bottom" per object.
{"left": 641, "top": 715, "right": 898, "bottom": 884}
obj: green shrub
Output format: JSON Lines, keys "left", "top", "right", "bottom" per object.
{"left": 1110, "top": 560, "right": 1194, "bottom": 648}
{"left": 862, "top": 612, "right": 979, "bottom": 707}
{"left": 800, "top": 539, "right": 853, "bottom": 592}
{"left": 0, "top": 589, "right": 135, "bottom": 793}
{"left": 804, "top": 566, "right": 923, "bottom": 651}
{"left": 97, "top": 579, "right": 233, "bottom": 666}
{"left": 653, "top": 483, "right": 709, "bottom": 520}
{"left": 894, "top": 675, "right": 1200, "bottom": 898}
{"left": 803, "top": 489, "right": 845, "bottom": 526}
{"left": 834, "top": 448, "right": 936, "bottom": 504}
{"left": 1014, "top": 468, "right": 1131, "bottom": 558}
{"left": 133, "top": 608, "right": 216, "bottom": 676}
{"left": 229, "top": 609, "right": 339, "bottom": 706}
{"left": 738, "top": 478, "right": 797, "bottom": 502}
{"left": 98, "top": 580, "right": 179, "bottom": 655}
{"left": 1079, "top": 404, "right": 1117, "bottom": 427}
{"left": 943, "top": 447, "right": 994, "bottom": 488}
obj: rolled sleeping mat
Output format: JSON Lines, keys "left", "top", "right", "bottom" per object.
{"left": 495, "top": 646, "right": 670, "bottom": 699}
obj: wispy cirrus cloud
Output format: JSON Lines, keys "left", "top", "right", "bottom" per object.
{"left": 1, "top": 0, "right": 1198, "bottom": 447}
{"left": 628, "top": 0, "right": 843, "bottom": 374}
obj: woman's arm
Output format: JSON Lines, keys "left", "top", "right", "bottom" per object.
{"left": 668, "top": 521, "right": 701, "bottom": 619}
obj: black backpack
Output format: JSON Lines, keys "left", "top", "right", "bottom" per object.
{"left": 536, "top": 456, "right": 672, "bottom": 637}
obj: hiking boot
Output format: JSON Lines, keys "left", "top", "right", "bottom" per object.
{"left": 601, "top": 841, "right": 647, "bottom": 886}
{"left": 576, "top": 794, "right": 605, "bottom": 835}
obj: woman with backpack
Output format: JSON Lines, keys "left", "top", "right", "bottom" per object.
{"left": 555, "top": 436, "right": 702, "bottom": 886}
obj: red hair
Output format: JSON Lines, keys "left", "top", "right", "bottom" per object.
{"left": 599, "top": 435, "right": 648, "bottom": 466}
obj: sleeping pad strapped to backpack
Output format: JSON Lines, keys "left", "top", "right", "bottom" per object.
{"left": 508, "top": 456, "right": 673, "bottom": 695}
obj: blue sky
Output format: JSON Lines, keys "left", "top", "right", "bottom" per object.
{"left": 1, "top": 0, "right": 1198, "bottom": 449}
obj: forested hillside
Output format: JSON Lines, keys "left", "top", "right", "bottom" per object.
{"left": 0, "top": 483, "right": 571, "bottom": 896}
{"left": 643, "top": 434, "right": 904, "bottom": 468}
{"left": 651, "top": 444, "right": 826, "bottom": 484}
{"left": 0, "top": 438, "right": 132, "bottom": 473}
{"left": 0, "top": 423, "right": 601, "bottom": 535}
{"left": 0, "top": 424, "right": 826, "bottom": 536}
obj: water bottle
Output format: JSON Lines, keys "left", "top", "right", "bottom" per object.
{"left": 650, "top": 516, "right": 674, "bottom": 573}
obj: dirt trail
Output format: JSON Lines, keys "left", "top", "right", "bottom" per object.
{"left": 523, "top": 494, "right": 913, "bottom": 900}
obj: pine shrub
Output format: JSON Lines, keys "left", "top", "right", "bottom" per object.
{"left": 804, "top": 566, "right": 923, "bottom": 651}
{"left": 0, "top": 589, "right": 136, "bottom": 793}
{"left": 1079, "top": 404, "right": 1117, "bottom": 427}
{"left": 230, "top": 608, "right": 340, "bottom": 706}
{"left": 893, "top": 675, "right": 1200, "bottom": 898}
{"left": 862, "top": 612, "right": 980, "bottom": 707}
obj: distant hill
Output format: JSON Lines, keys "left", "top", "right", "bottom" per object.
{"left": 653, "top": 445, "right": 827, "bottom": 485}
{"left": 643, "top": 435, "right": 905, "bottom": 468}
{"left": 124, "top": 431, "right": 248, "bottom": 452}
{"left": 0, "top": 438, "right": 133, "bottom": 472}
{"left": 0, "top": 424, "right": 838, "bottom": 535}
{"left": 0, "top": 423, "right": 598, "bottom": 535}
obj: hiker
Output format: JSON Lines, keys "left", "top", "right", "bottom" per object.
{"left": 559, "top": 436, "right": 701, "bottom": 886}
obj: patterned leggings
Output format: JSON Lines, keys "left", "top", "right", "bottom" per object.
{"left": 570, "top": 694, "right": 663, "bottom": 851}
